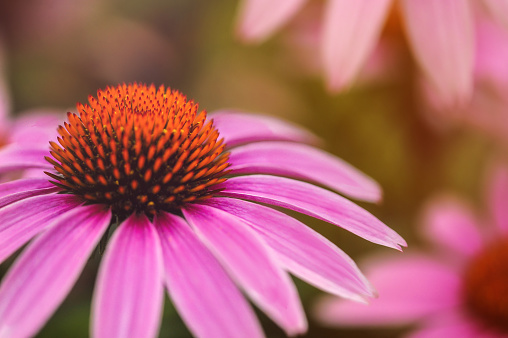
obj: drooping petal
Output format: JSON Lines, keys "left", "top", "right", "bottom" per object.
{"left": 9, "top": 112, "right": 61, "bottom": 145}
{"left": 217, "top": 175, "right": 406, "bottom": 249}
{"left": 486, "top": 164, "right": 508, "bottom": 234}
{"left": 400, "top": 0, "right": 474, "bottom": 106}
{"left": 482, "top": 0, "right": 508, "bottom": 30}
{"left": 183, "top": 204, "right": 307, "bottom": 335}
{"left": 228, "top": 141, "right": 381, "bottom": 202}
{"left": 420, "top": 195, "right": 484, "bottom": 257}
{"left": 0, "top": 185, "right": 59, "bottom": 209}
{"left": 0, "top": 205, "right": 111, "bottom": 338}
{"left": 322, "top": 0, "right": 392, "bottom": 91}
{"left": 155, "top": 212, "right": 264, "bottom": 338}
{"left": 236, "top": 0, "right": 308, "bottom": 42}
{"left": 92, "top": 214, "right": 163, "bottom": 338}
{"left": 0, "top": 178, "right": 55, "bottom": 199}
{"left": 210, "top": 110, "right": 320, "bottom": 147}
{"left": 0, "top": 144, "right": 52, "bottom": 174}
{"left": 0, "top": 194, "right": 82, "bottom": 264}
{"left": 315, "top": 254, "right": 461, "bottom": 326}
{"left": 205, "top": 197, "right": 375, "bottom": 302}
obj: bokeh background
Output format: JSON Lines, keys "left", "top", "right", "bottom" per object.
{"left": 0, "top": 0, "right": 504, "bottom": 337}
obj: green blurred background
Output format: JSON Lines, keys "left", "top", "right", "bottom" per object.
{"left": 0, "top": 0, "right": 499, "bottom": 337}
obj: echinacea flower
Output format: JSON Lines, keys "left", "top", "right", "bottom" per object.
{"left": 0, "top": 83, "right": 405, "bottom": 337}
{"left": 315, "top": 163, "right": 508, "bottom": 337}
{"left": 236, "top": 0, "right": 507, "bottom": 106}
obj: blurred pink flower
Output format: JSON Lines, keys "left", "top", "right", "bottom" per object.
{"left": 236, "top": 0, "right": 508, "bottom": 107}
{"left": 315, "top": 163, "right": 508, "bottom": 337}
{"left": 0, "top": 83, "right": 405, "bottom": 337}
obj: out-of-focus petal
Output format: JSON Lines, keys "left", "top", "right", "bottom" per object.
{"left": 0, "top": 178, "right": 55, "bottom": 199}
{"left": 322, "top": 0, "right": 392, "bottom": 91}
{"left": 183, "top": 204, "right": 307, "bottom": 335}
{"left": 486, "top": 164, "right": 508, "bottom": 234}
{"left": 0, "top": 194, "right": 82, "bottom": 264}
{"left": 0, "top": 145, "right": 52, "bottom": 174}
{"left": 9, "top": 112, "right": 61, "bottom": 145}
{"left": 92, "top": 214, "right": 163, "bottom": 338}
{"left": 420, "top": 195, "right": 484, "bottom": 257}
{"left": 400, "top": 0, "right": 474, "bottom": 107}
{"left": 217, "top": 175, "right": 406, "bottom": 250}
{"left": 228, "top": 141, "right": 381, "bottom": 202}
{"left": 155, "top": 212, "right": 264, "bottom": 338}
{"left": 315, "top": 254, "right": 461, "bottom": 326}
{"left": 409, "top": 312, "right": 489, "bottom": 338}
{"left": 482, "top": 0, "right": 508, "bottom": 30}
{"left": 211, "top": 111, "right": 320, "bottom": 147}
{"left": 205, "top": 197, "right": 375, "bottom": 302}
{"left": 0, "top": 205, "right": 111, "bottom": 338}
{"left": 0, "top": 186, "right": 59, "bottom": 209}
{"left": 236, "top": 0, "right": 308, "bottom": 42}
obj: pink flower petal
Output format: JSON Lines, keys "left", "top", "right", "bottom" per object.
{"left": 420, "top": 195, "right": 484, "bottom": 257}
{"left": 210, "top": 110, "right": 320, "bottom": 147}
{"left": 482, "top": 0, "right": 508, "bottom": 30}
{"left": 486, "top": 164, "right": 508, "bottom": 234}
{"left": 155, "top": 212, "right": 264, "bottom": 338}
{"left": 0, "top": 205, "right": 111, "bottom": 338}
{"left": 0, "top": 185, "right": 59, "bottom": 209}
{"left": 204, "top": 197, "right": 375, "bottom": 302}
{"left": 0, "top": 194, "right": 82, "bottom": 264}
{"left": 92, "top": 214, "right": 163, "bottom": 338}
{"left": 217, "top": 175, "right": 406, "bottom": 250}
{"left": 236, "top": 0, "right": 307, "bottom": 42}
{"left": 400, "top": 0, "right": 474, "bottom": 107}
{"left": 0, "top": 178, "right": 55, "bottom": 199}
{"left": 0, "top": 144, "right": 52, "bottom": 174}
{"left": 409, "top": 311, "right": 489, "bottom": 338}
{"left": 9, "top": 113, "right": 60, "bottom": 145}
{"left": 183, "top": 204, "right": 307, "bottom": 335}
{"left": 322, "top": 0, "right": 392, "bottom": 91}
{"left": 315, "top": 253, "right": 461, "bottom": 326}
{"left": 228, "top": 141, "right": 381, "bottom": 202}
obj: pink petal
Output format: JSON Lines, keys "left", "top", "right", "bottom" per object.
{"left": 482, "top": 0, "right": 508, "bottom": 30}
{"left": 400, "top": 0, "right": 474, "bottom": 107}
{"left": 0, "top": 144, "right": 52, "bottom": 174}
{"left": 183, "top": 204, "right": 307, "bottom": 335}
{"left": 486, "top": 163, "right": 508, "bottom": 234}
{"left": 409, "top": 312, "right": 491, "bottom": 338}
{"left": 217, "top": 175, "right": 406, "bottom": 249}
{"left": 0, "top": 178, "right": 55, "bottom": 199}
{"left": 204, "top": 197, "right": 375, "bottom": 302}
{"left": 236, "top": 0, "right": 307, "bottom": 42}
{"left": 9, "top": 112, "right": 60, "bottom": 145}
{"left": 228, "top": 141, "right": 381, "bottom": 202}
{"left": 420, "top": 195, "right": 484, "bottom": 257}
{"left": 0, "top": 185, "right": 59, "bottom": 209}
{"left": 322, "top": 0, "right": 392, "bottom": 91}
{"left": 0, "top": 205, "right": 111, "bottom": 338}
{"left": 210, "top": 110, "right": 320, "bottom": 148}
{"left": 315, "top": 253, "right": 461, "bottom": 326}
{"left": 92, "top": 214, "right": 163, "bottom": 338}
{"left": 155, "top": 212, "right": 264, "bottom": 338}
{"left": 0, "top": 194, "right": 82, "bottom": 264}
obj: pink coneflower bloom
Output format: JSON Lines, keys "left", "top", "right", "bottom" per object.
{"left": 315, "top": 163, "right": 508, "bottom": 337}
{"left": 0, "top": 83, "right": 405, "bottom": 337}
{"left": 236, "top": 0, "right": 507, "bottom": 106}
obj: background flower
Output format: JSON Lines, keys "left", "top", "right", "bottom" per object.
{"left": 315, "top": 162, "right": 508, "bottom": 337}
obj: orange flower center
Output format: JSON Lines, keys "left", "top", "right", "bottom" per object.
{"left": 462, "top": 237, "right": 508, "bottom": 333}
{"left": 45, "top": 83, "right": 229, "bottom": 219}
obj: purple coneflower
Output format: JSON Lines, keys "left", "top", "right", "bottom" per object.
{"left": 0, "top": 83, "right": 405, "bottom": 337}
{"left": 315, "top": 163, "right": 508, "bottom": 337}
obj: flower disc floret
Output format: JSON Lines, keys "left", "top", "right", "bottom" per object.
{"left": 45, "top": 83, "right": 230, "bottom": 218}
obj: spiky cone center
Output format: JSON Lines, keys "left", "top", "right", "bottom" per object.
{"left": 462, "top": 237, "right": 508, "bottom": 333}
{"left": 45, "top": 83, "right": 230, "bottom": 220}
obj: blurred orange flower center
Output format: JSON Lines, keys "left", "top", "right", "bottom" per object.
{"left": 45, "top": 83, "right": 229, "bottom": 219}
{"left": 463, "top": 237, "right": 508, "bottom": 333}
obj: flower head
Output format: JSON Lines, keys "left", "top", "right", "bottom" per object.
{"left": 315, "top": 162, "right": 508, "bottom": 337}
{"left": 0, "top": 83, "right": 405, "bottom": 337}
{"left": 236, "top": 0, "right": 507, "bottom": 107}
